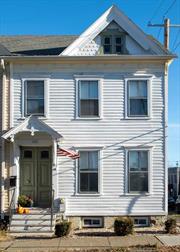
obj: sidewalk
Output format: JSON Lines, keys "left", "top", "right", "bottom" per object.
{"left": 0, "top": 235, "right": 179, "bottom": 251}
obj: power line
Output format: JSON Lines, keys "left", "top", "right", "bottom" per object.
{"left": 172, "top": 30, "right": 180, "bottom": 50}
{"left": 173, "top": 40, "right": 180, "bottom": 51}
{"left": 149, "top": 0, "right": 164, "bottom": 23}
{"left": 163, "top": 0, "right": 177, "bottom": 17}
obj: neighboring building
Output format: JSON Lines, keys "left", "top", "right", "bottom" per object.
{"left": 168, "top": 167, "right": 180, "bottom": 199}
{"left": 0, "top": 5, "right": 176, "bottom": 232}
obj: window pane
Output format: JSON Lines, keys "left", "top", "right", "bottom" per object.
{"left": 104, "top": 45, "right": 112, "bottom": 54}
{"left": 23, "top": 150, "right": 32, "bottom": 159}
{"left": 129, "top": 99, "right": 147, "bottom": 116}
{"left": 80, "top": 82, "right": 89, "bottom": 99}
{"left": 140, "top": 151, "right": 148, "bottom": 171}
{"left": 80, "top": 100, "right": 98, "bottom": 116}
{"left": 80, "top": 173, "right": 88, "bottom": 191}
{"left": 129, "top": 151, "right": 139, "bottom": 170}
{"left": 89, "top": 151, "right": 98, "bottom": 170}
{"left": 89, "top": 82, "right": 98, "bottom": 99}
{"left": 116, "top": 46, "right": 122, "bottom": 53}
{"left": 79, "top": 152, "right": 89, "bottom": 170}
{"left": 41, "top": 151, "right": 49, "bottom": 159}
{"left": 130, "top": 172, "right": 148, "bottom": 192}
{"left": 80, "top": 81, "right": 98, "bottom": 99}
{"left": 129, "top": 81, "right": 147, "bottom": 97}
{"left": 116, "top": 37, "right": 121, "bottom": 44}
{"left": 27, "top": 81, "right": 44, "bottom": 99}
{"left": 104, "top": 37, "right": 111, "bottom": 44}
{"left": 89, "top": 173, "right": 98, "bottom": 192}
{"left": 27, "top": 99, "right": 44, "bottom": 114}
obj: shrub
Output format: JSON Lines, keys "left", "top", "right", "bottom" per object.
{"left": 18, "top": 195, "right": 33, "bottom": 207}
{"left": 165, "top": 218, "right": 177, "bottom": 234}
{"left": 55, "top": 221, "right": 72, "bottom": 237}
{"left": 114, "top": 217, "right": 134, "bottom": 236}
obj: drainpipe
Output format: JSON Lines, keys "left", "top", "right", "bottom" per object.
{"left": 0, "top": 59, "right": 6, "bottom": 216}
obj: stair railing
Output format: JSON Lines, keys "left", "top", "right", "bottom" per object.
{"left": 51, "top": 189, "right": 55, "bottom": 231}
{"left": 8, "top": 188, "right": 16, "bottom": 231}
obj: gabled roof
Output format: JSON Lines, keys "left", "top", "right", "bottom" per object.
{"left": 1, "top": 115, "right": 62, "bottom": 140}
{"left": 61, "top": 5, "right": 171, "bottom": 56}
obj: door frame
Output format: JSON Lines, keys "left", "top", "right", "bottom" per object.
{"left": 20, "top": 147, "right": 52, "bottom": 207}
{"left": 10, "top": 137, "right": 58, "bottom": 209}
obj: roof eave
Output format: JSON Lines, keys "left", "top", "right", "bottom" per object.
{"left": 1, "top": 54, "right": 177, "bottom": 62}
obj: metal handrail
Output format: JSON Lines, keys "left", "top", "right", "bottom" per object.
{"left": 50, "top": 189, "right": 55, "bottom": 231}
{"left": 8, "top": 188, "right": 16, "bottom": 231}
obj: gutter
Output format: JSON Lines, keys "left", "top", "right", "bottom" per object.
{"left": 0, "top": 54, "right": 177, "bottom": 62}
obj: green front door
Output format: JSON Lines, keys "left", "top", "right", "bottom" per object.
{"left": 20, "top": 147, "right": 52, "bottom": 207}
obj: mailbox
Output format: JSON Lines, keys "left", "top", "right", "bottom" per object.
{"left": 9, "top": 176, "right": 16, "bottom": 187}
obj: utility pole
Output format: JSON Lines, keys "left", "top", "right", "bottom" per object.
{"left": 148, "top": 19, "right": 180, "bottom": 50}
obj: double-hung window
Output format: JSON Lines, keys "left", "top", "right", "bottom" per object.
{"left": 78, "top": 151, "right": 99, "bottom": 193}
{"left": 24, "top": 80, "right": 45, "bottom": 116}
{"left": 128, "top": 150, "right": 149, "bottom": 193}
{"left": 103, "top": 35, "right": 123, "bottom": 54}
{"left": 127, "top": 80, "right": 149, "bottom": 117}
{"left": 78, "top": 80, "right": 99, "bottom": 118}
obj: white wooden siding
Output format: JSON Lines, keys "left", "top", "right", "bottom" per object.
{"left": 12, "top": 62, "right": 165, "bottom": 216}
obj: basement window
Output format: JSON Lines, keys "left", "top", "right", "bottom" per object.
{"left": 133, "top": 217, "right": 149, "bottom": 227}
{"left": 82, "top": 217, "right": 103, "bottom": 228}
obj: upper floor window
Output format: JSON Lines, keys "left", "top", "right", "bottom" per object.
{"left": 78, "top": 150, "right": 99, "bottom": 193}
{"left": 78, "top": 80, "right": 100, "bottom": 118}
{"left": 127, "top": 80, "right": 149, "bottom": 117}
{"left": 128, "top": 150, "right": 149, "bottom": 193}
{"left": 24, "top": 80, "right": 45, "bottom": 116}
{"left": 103, "top": 35, "right": 123, "bottom": 54}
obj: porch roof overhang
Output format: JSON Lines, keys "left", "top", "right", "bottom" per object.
{"left": 1, "top": 115, "right": 62, "bottom": 141}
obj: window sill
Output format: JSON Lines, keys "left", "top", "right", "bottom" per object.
{"left": 124, "top": 193, "right": 151, "bottom": 196}
{"left": 74, "top": 117, "right": 103, "bottom": 121}
{"left": 124, "top": 116, "right": 151, "bottom": 120}
{"left": 18, "top": 116, "right": 48, "bottom": 121}
{"left": 74, "top": 193, "right": 102, "bottom": 197}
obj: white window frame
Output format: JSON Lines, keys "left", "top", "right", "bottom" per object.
{"left": 75, "top": 76, "right": 103, "bottom": 120}
{"left": 133, "top": 217, "right": 149, "bottom": 227}
{"left": 125, "top": 78, "right": 152, "bottom": 119}
{"left": 82, "top": 217, "right": 103, "bottom": 228}
{"left": 125, "top": 147, "right": 152, "bottom": 195}
{"left": 22, "top": 78, "right": 49, "bottom": 118}
{"left": 75, "top": 147, "right": 103, "bottom": 195}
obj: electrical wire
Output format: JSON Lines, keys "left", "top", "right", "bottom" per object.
{"left": 163, "top": 0, "right": 177, "bottom": 17}
{"left": 172, "top": 30, "right": 180, "bottom": 50}
{"left": 173, "top": 40, "right": 180, "bottom": 51}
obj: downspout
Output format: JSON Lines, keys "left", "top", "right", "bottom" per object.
{"left": 164, "top": 61, "right": 169, "bottom": 215}
{"left": 1, "top": 59, "right": 6, "bottom": 216}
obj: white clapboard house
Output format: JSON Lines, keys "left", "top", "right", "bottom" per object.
{"left": 0, "top": 5, "right": 176, "bottom": 233}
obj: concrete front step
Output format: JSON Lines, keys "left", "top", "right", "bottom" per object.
{"left": 10, "top": 225, "right": 54, "bottom": 232}
{"left": 11, "top": 220, "right": 55, "bottom": 226}
{"left": 12, "top": 214, "right": 54, "bottom": 220}
{"left": 10, "top": 232, "right": 55, "bottom": 238}
{"left": 10, "top": 208, "right": 56, "bottom": 234}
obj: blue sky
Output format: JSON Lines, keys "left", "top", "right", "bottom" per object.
{"left": 0, "top": 0, "right": 180, "bottom": 166}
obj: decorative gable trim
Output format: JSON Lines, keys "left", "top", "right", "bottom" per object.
{"left": 61, "top": 5, "right": 161, "bottom": 56}
{"left": 1, "top": 115, "right": 62, "bottom": 141}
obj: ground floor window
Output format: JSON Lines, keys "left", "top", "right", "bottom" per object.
{"left": 128, "top": 150, "right": 149, "bottom": 193}
{"left": 78, "top": 150, "right": 99, "bottom": 193}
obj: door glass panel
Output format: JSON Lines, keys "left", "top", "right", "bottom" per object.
{"left": 23, "top": 150, "right": 32, "bottom": 159}
{"left": 41, "top": 150, "right": 49, "bottom": 159}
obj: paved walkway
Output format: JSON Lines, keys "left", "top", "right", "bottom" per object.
{"left": 0, "top": 235, "right": 161, "bottom": 251}
{"left": 0, "top": 235, "right": 180, "bottom": 251}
